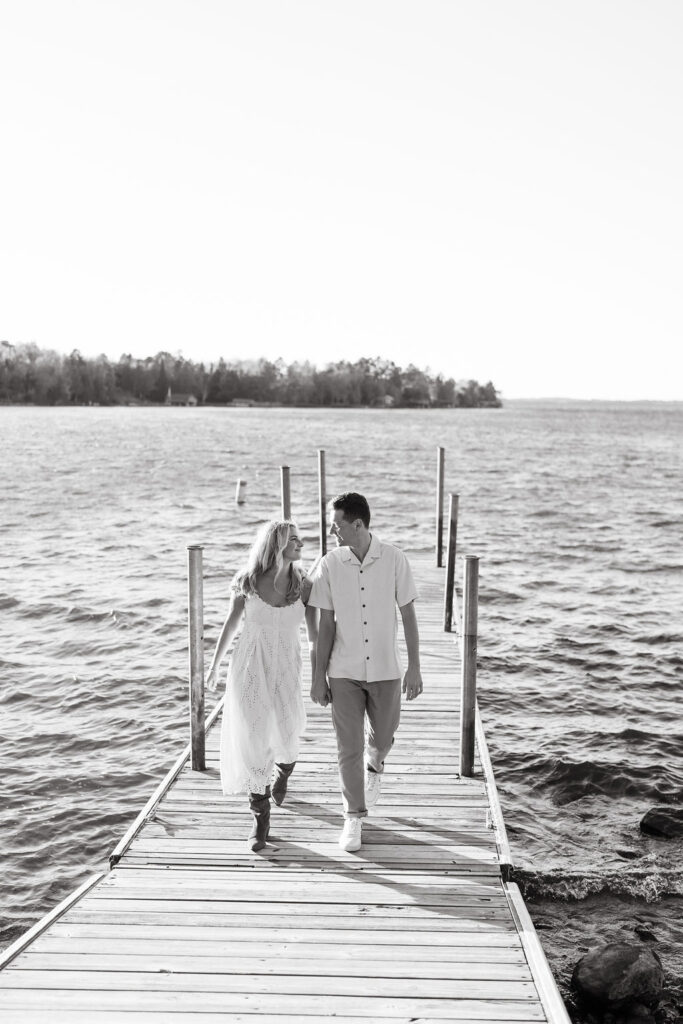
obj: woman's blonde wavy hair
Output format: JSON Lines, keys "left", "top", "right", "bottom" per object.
{"left": 232, "top": 520, "right": 302, "bottom": 603}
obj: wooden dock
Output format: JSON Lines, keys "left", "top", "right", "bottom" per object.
{"left": 0, "top": 556, "right": 570, "bottom": 1023}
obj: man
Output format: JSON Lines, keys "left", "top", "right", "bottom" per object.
{"left": 309, "top": 492, "right": 423, "bottom": 852}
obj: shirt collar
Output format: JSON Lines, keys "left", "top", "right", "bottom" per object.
{"left": 340, "top": 533, "right": 381, "bottom": 565}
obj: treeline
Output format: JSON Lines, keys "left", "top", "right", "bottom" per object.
{"left": 0, "top": 342, "right": 502, "bottom": 408}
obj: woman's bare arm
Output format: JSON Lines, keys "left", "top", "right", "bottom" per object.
{"left": 205, "top": 593, "right": 246, "bottom": 691}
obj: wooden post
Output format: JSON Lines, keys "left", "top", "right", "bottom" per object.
{"left": 280, "top": 465, "right": 291, "bottom": 520}
{"left": 436, "top": 446, "right": 445, "bottom": 566}
{"left": 459, "top": 555, "right": 479, "bottom": 778}
{"left": 187, "top": 544, "right": 205, "bottom": 771}
{"left": 443, "top": 493, "right": 459, "bottom": 631}
{"left": 318, "top": 449, "right": 327, "bottom": 558}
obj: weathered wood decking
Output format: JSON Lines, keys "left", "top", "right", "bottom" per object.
{"left": 0, "top": 557, "right": 570, "bottom": 1022}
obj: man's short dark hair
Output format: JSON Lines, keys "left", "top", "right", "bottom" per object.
{"left": 332, "top": 492, "right": 371, "bottom": 528}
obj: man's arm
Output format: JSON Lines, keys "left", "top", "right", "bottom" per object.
{"left": 399, "top": 600, "right": 423, "bottom": 700}
{"left": 311, "top": 608, "right": 335, "bottom": 707}
{"left": 304, "top": 603, "right": 318, "bottom": 678}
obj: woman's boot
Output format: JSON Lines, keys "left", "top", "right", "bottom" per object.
{"left": 272, "top": 762, "right": 296, "bottom": 806}
{"left": 247, "top": 787, "right": 270, "bottom": 851}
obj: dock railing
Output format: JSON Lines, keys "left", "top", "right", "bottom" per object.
{"left": 435, "top": 445, "right": 445, "bottom": 566}
{"left": 443, "top": 491, "right": 459, "bottom": 630}
{"left": 187, "top": 543, "right": 205, "bottom": 772}
{"left": 440, "top": 500, "right": 513, "bottom": 879}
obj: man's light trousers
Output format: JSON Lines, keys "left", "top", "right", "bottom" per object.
{"left": 328, "top": 676, "right": 401, "bottom": 818}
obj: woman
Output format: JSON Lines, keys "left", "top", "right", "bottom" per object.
{"left": 206, "top": 520, "right": 316, "bottom": 851}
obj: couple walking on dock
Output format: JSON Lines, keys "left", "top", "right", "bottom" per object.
{"left": 206, "top": 491, "right": 424, "bottom": 853}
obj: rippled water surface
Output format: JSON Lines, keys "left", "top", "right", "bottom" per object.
{"left": 1, "top": 403, "right": 682, "bottom": 1008}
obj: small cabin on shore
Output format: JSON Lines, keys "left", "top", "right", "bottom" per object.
{"left": 165, "top": 388, "right": 197, "bottom": 407}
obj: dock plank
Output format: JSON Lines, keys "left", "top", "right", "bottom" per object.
{"left": 42, "top": 924, "right": 526, "bottom": 951}
{"left": 0, "top": 988, "right": 547, "bottom": 1019}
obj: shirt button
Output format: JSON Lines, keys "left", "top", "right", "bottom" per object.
{"left": 361, "top": 587, "right": 364, "bottom": 591}
{"left": 363, "top": 621, "right": 367, "bottom": 625}
{"left": 365, "top": 639, "right": 368, "bottom": 643}
{"left": 366, "top": 656, "right": 370, "bottom": 660}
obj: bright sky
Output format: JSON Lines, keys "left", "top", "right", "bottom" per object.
{"left": 2, "top": 1, "right": 682, "bottom": 399}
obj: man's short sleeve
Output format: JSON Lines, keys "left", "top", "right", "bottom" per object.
{"left": 308, "top": 558, "right": 334, "bottom": 611}
{"left": 395, "top": 549, "right": 419, "bottom": 607}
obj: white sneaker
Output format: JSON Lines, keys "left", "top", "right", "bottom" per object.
{"left": 365, "top": 769, "right": 382, "bottom": 811}
{"left": 339, "top": 818, "right": 362, "bottom": 852}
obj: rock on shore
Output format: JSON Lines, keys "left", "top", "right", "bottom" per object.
{"left": 572, "top": 942, "right": 664, "bottom": 1008}
{"left": 639, "top": 806, "right": 683, "bottom": 839}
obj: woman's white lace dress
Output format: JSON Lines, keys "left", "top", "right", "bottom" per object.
{"left": 219, "top": 593, "right": 307, "bottom": 795}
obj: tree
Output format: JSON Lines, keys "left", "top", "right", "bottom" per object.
{"left": 435, "top": 376, "right": 456, "bottom": 406}
{"left": 151, "top": 360, "right": 170, "bottom": 403}
{"left": 401, "top": 364, "right": 430, "bottom": 406}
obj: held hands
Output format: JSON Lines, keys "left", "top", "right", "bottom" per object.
{"left": 402, "top": 665, "right": 423, "bottom": 701}
{"left": 310, "top": 673, "right": 332, "bottom": 708}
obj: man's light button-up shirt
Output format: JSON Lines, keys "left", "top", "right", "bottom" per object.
{"left": 309, "top": 534, "right": 418, "bottom": 682}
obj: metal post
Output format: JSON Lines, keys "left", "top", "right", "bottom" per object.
{"left": 187, "top": 544, "right": 205, "bottom": 771}
{"left": 436, "top": 446, "right": 445, "bottom": 566}
{"left": 318, "top": 449, "right": 327, "bottom": 558}
{"left": 280, "top": 465, "right": 291, "bottom": 520}
{"left": 443, "top": 493, "right": 459, "bottom": 631}
{"left": 459, "top": 555, "right": 479, "bottom": 777}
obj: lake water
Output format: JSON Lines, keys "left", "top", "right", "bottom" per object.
{"left": 2, "top": 402, "right": 682, "bottom": 1012}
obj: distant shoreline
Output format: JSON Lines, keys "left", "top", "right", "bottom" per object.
{"left": 2, "top": 398, "right": 682, "bottom": 409}
{"left": 0, "top": 400, "right": 503, "bottom": 410}
{"left": 0, "top": 344, "right": 501, "bottom": 409}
